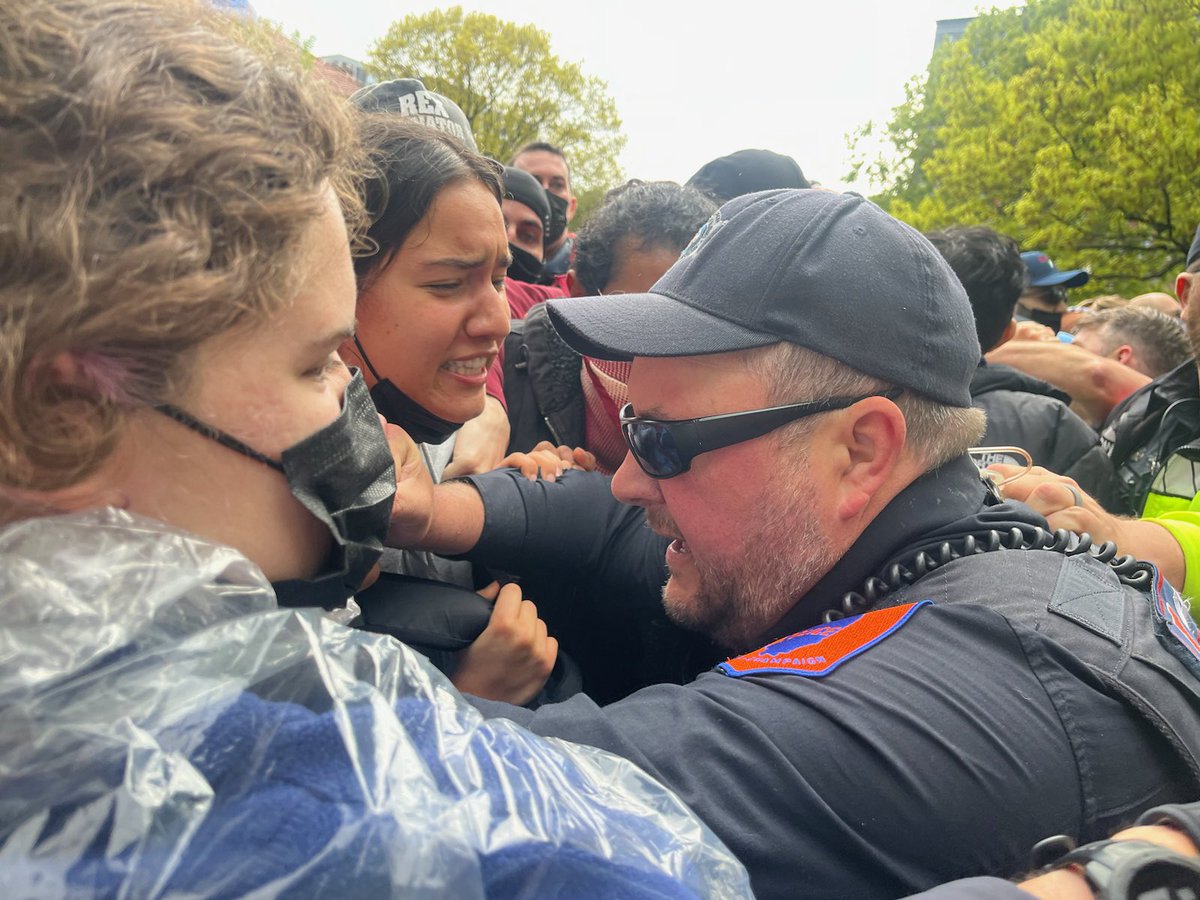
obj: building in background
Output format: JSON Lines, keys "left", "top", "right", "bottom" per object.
{"left": 934, "top": 16, "right": 973, "bottom": 49}
{"left": 320, "top": 54, "right": 375, "bottom": 88}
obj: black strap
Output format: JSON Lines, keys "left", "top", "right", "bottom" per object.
{"left": 831, "top": 525, "right": 1146, "bottom": 622}
{"left": 353, "top": 334, "right": 384, "bottom": 383}
{"left": 155, "top": 404, "right": 284, "bottom": 473}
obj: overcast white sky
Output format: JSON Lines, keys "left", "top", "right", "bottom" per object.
{"left": 248, "top": 0, "right": 1023, "bottom": 193}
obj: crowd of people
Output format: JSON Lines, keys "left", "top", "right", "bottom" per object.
{"left": 5, "top": 1, "right": 1200, "bottom": 897}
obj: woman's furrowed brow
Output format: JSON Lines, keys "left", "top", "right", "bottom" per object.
{"left": 420, "top": 255, "right": 490, "bottom": 271}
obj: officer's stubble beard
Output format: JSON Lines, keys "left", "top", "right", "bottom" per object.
{"left": 649, "top": 448, "right": 838, "bottom": 653}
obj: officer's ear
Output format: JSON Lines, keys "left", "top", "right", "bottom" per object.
{"left": 566, "top": 270, "right": 587, "bottom": 297}
{"left": 812, "top": 395, "right": 909, "bottom": 524}
{"left": 1175, "top": 272, "right": 1195, "bottom": 312}
{"left": 1113, "top": 344, "right": 1134, "bottom": 367}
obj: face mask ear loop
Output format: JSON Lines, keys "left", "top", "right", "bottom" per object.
{"left": 353, "top": 334, "right": 384, "bottom": 383}
{"left": 969, "top": 446, "right": 1033, "bottom": 495}
{"left": 155, "top": 404, "right": 286, "bottom": 473}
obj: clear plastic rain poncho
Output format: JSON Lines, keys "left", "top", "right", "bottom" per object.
{"left": 0, "top": 509, "right": 751, "bottom": 898}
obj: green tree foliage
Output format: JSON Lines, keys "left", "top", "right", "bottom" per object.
{"left": 367, "top": 6, "right": 625, "bottom": 221}
{"left": 851, "top": 0, "right": 1200, "bottom": 294}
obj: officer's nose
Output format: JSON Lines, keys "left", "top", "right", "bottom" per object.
{"left": 612, "top": 450, "right": 663, "bottom": 509}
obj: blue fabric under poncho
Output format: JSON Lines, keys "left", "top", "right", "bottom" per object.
{"left": 0, "top": 509, "right": 751, "bottom": 899}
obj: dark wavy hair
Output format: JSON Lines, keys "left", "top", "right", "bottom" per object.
{"left": 573, "top": 181, "right": 717, "bottom": 294}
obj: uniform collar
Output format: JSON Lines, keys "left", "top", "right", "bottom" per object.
{"left": 1147, "top": 360, "right": 1200, "bottom": 409}
{"left": 756, "top": 455, "right": 1041, "bottom": 644}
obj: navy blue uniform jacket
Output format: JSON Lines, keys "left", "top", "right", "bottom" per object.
{"left": 463, "top": 458, "right": 1199, "bottom": 899}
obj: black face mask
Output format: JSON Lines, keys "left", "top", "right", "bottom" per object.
{"left": 507, "top": 242, "right": 547, "bottom": 285}
{"left": 353, "top": 335, "right": 459, "bottom": 445}
{"left": 1015, "top": 302, "right": 1063, "bottom": 333}
{"left": 545, "top": 190, "right": 569, "bottom": 246}
{"left": 156, "top": 369, "right": 396, "bottom": 610}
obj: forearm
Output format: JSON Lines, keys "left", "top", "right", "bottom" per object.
{"left": 1143, "top": 515, "right": 1199, "bottom": 596}
{"left": 419, "top": 481, "right": 487, "bottom": 556}
{"left": 985, "top": 343, "right": 1149, "bottom": 427}
{"left": 1015, "top": 823, "right": 1198, "bottom": 900}
{"left": 1113, "top": 517, "right": 1187, "bottom": 589}
{"left": 1078, "top": 356, "right": 1150, "bottom": 427}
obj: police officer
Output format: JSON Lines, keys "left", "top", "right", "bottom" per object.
{"left": 389, "top": 190, "right": 1200, "bottom": 899}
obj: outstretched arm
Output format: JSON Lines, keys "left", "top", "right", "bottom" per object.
{"left": 986, "top": 341, "right": 1149, "bottom": 427}
{"left": 989, "top": 463, "right": 1187, "bottom": 592}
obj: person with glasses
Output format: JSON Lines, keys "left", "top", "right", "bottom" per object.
{"left": 1017, "top": 250, "right": 1091, "bottom": 333}
{"left": 388, "top": 190, "right": 1200, "bottom": 900}
{"left": 923, "top": 226, "right": 1121, "bottom": 511}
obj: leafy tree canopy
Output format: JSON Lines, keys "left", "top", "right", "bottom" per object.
{"left": 367, "top": 6, "right": 626, "bottom": 221}
{"left": 850, "top": 0, "right": 1200, "bottom": 294}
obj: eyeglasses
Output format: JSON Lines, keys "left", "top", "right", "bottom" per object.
{"left": 619, "top": 389, "right": 903, "bottom": 479}
{"left": 1031, "top": 285, "right": 1069, "bottom": 304}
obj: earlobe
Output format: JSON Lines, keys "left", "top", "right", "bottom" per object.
{"left": 566, "top": 270, "right": 585, "bottom": 297}
{"left": 1114, "top": 345, "right": 1133, "bottom": 366}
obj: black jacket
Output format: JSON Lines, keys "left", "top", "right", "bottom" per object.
{"left": 464, "top": 460, "right": 1200, "bottom": 900}
{"left": 971, "top": 360, "right": 1124, "bottom": 511}
{"left": 1100, "top": 359, "right": 1200, "bottom": 515}
{"left": 502, "top": 302, "right": 586, "bottom": 454}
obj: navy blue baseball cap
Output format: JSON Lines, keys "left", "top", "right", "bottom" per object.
{"left": 546, "top": 189, "right": 980, "bottom": 408}
{"left": 1020, "top": 250, "right": 1090, "bottom": 288}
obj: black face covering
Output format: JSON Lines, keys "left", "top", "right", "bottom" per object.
{"left": 156, "top": 369, "right": 397, "bottom": 610}
{"left": 507, "top": 242, "right": 547, "bottom": 285}
{"left": 1015, "top": 302, "right": 1063, "bottom": 333}
{"left": 545, "top": 190, "right": 569, "bottom": 246}
{"left": 353, "top": 335, "right": 459, "bottom": 445}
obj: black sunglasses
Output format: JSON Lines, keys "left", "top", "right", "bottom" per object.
{"left": 1031, "top": 285, "right": 1069, "bottom": 304}
{"left": 620, "top": 389, "right": 903, "bottom": 479}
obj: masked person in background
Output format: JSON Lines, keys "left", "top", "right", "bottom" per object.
{"left": 1017, "top": 250, "right": 1090, "bottom": 333}
{"left": 501, "top": 165, "right": 552, "bottom": 285}
{"left": 498, "top": 164, "right": 573, "bottom": 318}
{"left": 511, "top": 141, "right": 577, "bottom": 277}
{"left": 0, "top": 2, "right": 753, "bottom": 895}
{"left": 504, "top": 179, "right": 717, "bottom": 470}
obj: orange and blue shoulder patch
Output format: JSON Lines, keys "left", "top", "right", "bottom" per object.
{"left": 717, "top": 600, "right": 931, "bottom": 678}
{"left": 1151, "top": 569, "right": 1200, "bottom": 678}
